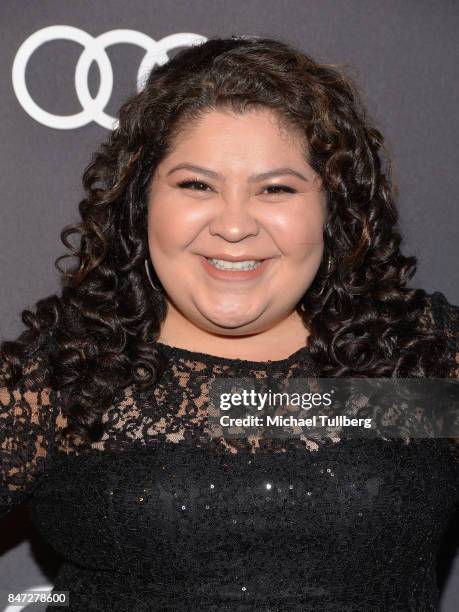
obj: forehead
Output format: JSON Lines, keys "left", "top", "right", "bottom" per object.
{"left": 164, "top": 107, "right": 308, "bottom": 160}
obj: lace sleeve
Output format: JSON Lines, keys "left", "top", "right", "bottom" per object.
{"left": 0, "top": 351, "right": 59, "bottom": 520}
{"left": 428, "top": 291, "right": 459, "bottom": 460}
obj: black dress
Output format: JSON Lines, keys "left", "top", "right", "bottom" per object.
{"left": 0, "top": 291, "right": 458, "bottom": 611}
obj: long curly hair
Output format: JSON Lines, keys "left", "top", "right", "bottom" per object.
{"left": 0, "top": 35, "right": 454, "bottom": 442}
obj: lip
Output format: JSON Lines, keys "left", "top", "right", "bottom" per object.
{"left": 202, "top": 253, "right": 268, "bottom": 262}
{"left": 199, "top": 255, "right": 273, "bottom": 281}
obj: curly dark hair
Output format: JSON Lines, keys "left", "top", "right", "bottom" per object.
{"left": 0, "top": 35, "right": 454, "bottom": 443}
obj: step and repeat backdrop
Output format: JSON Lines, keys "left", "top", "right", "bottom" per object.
{"left": 1, "top": 1, "right": 458, "bottom": 610}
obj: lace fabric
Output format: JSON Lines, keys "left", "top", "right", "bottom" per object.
{"left": 0, "top": 290, "right": 458, "bottom": 611}
{"left": 50, "top": 289, "right": 457, "bottom": 458}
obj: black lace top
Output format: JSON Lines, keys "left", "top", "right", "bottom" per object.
{"left": 1, "top": 291, "right": 458, "bottom": 611}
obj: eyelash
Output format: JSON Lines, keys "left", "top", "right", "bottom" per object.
{"left": 177, "top": 179, "right": 297, "bottom": 195}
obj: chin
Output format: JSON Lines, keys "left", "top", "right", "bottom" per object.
{"left": 207, "top": 318, "right": 256, "bottom": 331}
{"left": 200, "top": 311, "right": 261, "bottom": 331}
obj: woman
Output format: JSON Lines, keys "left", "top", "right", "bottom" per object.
{"left": 1, "top": 35, "right": 458, "bottom": 611}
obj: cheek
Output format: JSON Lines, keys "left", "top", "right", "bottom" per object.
{"left": 267, "top": 198, "right": 326, "bottom": 254}
{"left": 148, "top": 197, "right": 205, "bottom": 254}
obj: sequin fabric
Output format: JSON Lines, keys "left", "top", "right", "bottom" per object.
{"left": 1, "top": 291, "right": 458, "bottom": 611}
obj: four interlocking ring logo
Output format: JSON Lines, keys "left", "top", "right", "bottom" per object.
{"left": 12, "top": 26, "right": 207, "bottom": 130}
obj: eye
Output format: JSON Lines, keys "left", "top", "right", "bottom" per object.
{"left": 177, "top": 180, "right": 211, "bottom": 191}
{"left": 263, "top": 184, "right": 297, "bottom": 195}
{"left": 176, "top": 180, "right": 297, "bottom": 195}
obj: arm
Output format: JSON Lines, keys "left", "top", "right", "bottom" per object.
{"left": 0, "top": 351, "right": 59, "bottom": 520}
{"left": 428, "top": 291, "right": 459, "bottom": 462}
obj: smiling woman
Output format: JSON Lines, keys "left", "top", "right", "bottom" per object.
{"left": 146, "top": 108, "right": 326, "bottom": 358}
{"left": 0, "top": 35, "right": 458, "bottom": 612}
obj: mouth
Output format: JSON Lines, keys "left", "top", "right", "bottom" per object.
{"left": 205, "top": 257, "right": 266, "bottom": 271}
{"left": 199, "top": 255, "right": 272, "bottom": 280}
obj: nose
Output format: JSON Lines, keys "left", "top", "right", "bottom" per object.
{"left": 208, "top": 191, "right": 259, "bottom": 242}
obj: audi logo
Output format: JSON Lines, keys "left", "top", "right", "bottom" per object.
{"left": 12, "top": 26, "right": 207, "bottom": 130}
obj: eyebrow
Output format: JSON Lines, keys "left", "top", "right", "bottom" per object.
{"left": 166, "top": 163, "right": 310, "bottom": 183}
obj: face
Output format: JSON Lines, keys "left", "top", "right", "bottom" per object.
{"left": 147, "top": 108, "right": 327, "bottom": 336}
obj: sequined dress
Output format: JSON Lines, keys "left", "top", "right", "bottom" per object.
{"left": 1, "top": 291, "right": 458, "bottom": 611}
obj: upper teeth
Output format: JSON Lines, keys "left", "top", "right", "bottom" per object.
{"left": 207, "top": 258, "right": 262, "bottom": 270}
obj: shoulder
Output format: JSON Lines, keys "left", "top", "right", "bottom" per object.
{"left": 428, "top": 290, "right": 459, "bottom": 325}
{"left": 426, "top": 291, "right": 459, "bottom": 343}
{"left": 0, "top": 330, "right": 55, "bottom": 388}
{"left": 0, "top": 332, "right": 58, "bottom": 426}
{"left": 0, "top": 349, "right": 56, "bottom": 419}
{"left": 425, "top": 290, "right": 459, "bottom": 378}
